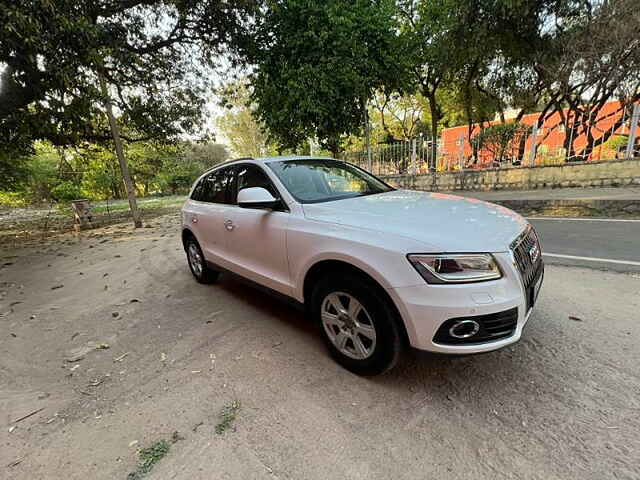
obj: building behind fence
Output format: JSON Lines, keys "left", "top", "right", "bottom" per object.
{"left": 342, "top": 100, "right": 640, "bottom": 177}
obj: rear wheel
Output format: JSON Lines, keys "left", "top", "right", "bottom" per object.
{"left": 311, "top": 273, "right": 402, "bottom": 375}
{"left": 185, "top": 237, "right": 219, "bottom": 284}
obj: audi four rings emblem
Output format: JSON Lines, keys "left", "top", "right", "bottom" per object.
{"left": 529, "top": 242, "right": 540, "bottom": 263}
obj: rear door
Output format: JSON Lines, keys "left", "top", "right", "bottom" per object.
{"left": 186, "top": 166, "right": 236, "bottom": 266}
{"left": 222, "top": 163, "right": 292, "bottom": 295}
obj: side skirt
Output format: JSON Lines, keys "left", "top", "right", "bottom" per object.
{"left": 205, "top": 261, "right": 305, "bottom": 312}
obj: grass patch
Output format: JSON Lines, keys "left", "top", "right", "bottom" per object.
{"left": 91, "top": 195, "right": 186, "bottom": 214}
{"left": 215, "top": 400, "right": 240, "bottom": 434}
{"left": 127, "top": 440, "right": 171, "bottom": 480}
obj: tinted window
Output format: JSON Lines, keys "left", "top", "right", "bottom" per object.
{"left": 267, "top": 159, "right": 392, "bottom": 203}
{"left": 236, "top": 164, "right": 278, "bottom": 199}
{"left": 197, "top": 166, "right": 235, "bottom": 204}
{"left": 190, "top": 177, "right": 205, "bottom": 201}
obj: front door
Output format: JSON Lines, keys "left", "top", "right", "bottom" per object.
{"left": 222, "top": 163, "right": 291, "bottom": 296}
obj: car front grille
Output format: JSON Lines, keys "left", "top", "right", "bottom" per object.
{"left": 511, "top": 226, "right": 544, "bottom": 310}
{"left": 511, "top": 226, "right": 543, "bottom": 290}
{"left": 433, "top": 307, "right": 519, "bottom": 345}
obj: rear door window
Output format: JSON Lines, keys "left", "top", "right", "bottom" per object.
{"left": 190, "top": 177, "right": 205, "bottom": 201}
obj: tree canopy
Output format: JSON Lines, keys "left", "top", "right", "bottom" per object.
{"left": 0, "top": 0, "right": 258, "bottom": 154}
{"left": 2, "top": 0, "right": 639, "bottom": 204}
{"left": 249, "top": 0, "right": 403, "bottom": 155}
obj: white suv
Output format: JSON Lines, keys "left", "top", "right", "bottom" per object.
{"left": 182, "top": 157, "right": 544, "bottom": 375}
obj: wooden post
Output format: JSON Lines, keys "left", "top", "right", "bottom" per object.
{"left": 528, "top": 123, "right": 539, "bottom": 166}
{"left": 625, "top": 103, "right": 640, "bottom": 160}
{"left": 99, "top": 74, "right": 142, "bottom": 228}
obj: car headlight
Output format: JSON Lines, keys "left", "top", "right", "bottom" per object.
{"left": 407, "top": 254, "right": 502, "bottom": 284}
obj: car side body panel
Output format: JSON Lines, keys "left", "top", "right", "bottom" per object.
{"left": 220, "top": 204, "right": 292, "bottom": 297}
{"left": 286, "top": 216, "right": 434, "bottom": 303}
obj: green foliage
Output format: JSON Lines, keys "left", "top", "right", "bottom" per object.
{"left": 0, "top": 1, "right": 258, "bottom": 154}
{"left": 0, "top": 191, "right": 26, "bottom": 208}
{"left": 472, "top": 123, "right": 531, "bottom": 163}
{"left": 127, "top": 440, "right": 171, "bottom": 480}
{"left": 155, "top": 141, "right": 228, "bottom": 194}
{"left": 2, "top": 0, "right": 638, "bottom": 183}
{"left": 215, "top": 400, "right": 240, "bottom": 434}
{"left": 183, "top": 142, "right": 230, "bottom": 167}
{"left": 1, "top": 140, "right": 224, "bottom": 205}
{"left": 50, "top": 182, "right": 84, "bottom": 202}
{"left": 604, "top": 135, "right": 629, "bottom": 153}
{"left": 0, "top": 150, "right": 30, "bottom": 191}
{"left": 24, "top": 142, "right": 61, "bottom": 201}
{"left": 217, "top": 81, "right": 278, "bottom": 157}
{"left": 250, "top": 0, "right": 403, "bottom": 154}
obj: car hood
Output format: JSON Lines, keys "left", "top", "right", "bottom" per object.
{"left": 301, "top": 190, "right": 528, "bottom": 252}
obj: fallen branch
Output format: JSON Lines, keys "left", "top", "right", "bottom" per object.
{"left": 12, "top": 407, "right": 45, "bottom": 424}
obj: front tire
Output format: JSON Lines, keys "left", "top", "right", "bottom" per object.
{"left": 311, "top": 273, "right": 402, "bottom": 375}
{"left": 185, "top": 237, "right": 219, "bottom": 284}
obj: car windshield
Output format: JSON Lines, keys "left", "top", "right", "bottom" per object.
{"left": 267, "top": 159, "right": 393, "bottom": 203}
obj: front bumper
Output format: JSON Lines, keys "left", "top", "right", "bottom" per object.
{"left": 388, "top": 252, "right": 542, "bottom": 354}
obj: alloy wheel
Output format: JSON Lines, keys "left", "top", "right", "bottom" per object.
{"left": 321, "top": 292, "right": 377, "bottom": 360}
{"left": 187, "top": 242, "right": 203, "bottom": 277}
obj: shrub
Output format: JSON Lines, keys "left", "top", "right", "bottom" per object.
{"left": 50, "top": 181, "right": 84, "bottom": 202}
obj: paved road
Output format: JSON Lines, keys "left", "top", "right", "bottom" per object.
{"left": 529, "top": 217, "right": 640, "bottom": 272}
{"left": 452, "top": 186, "right": 640, "bottom": 201}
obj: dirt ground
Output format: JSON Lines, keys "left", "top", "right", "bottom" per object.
{"left": 1, "top": 213, "right": 639, "bottom": 480}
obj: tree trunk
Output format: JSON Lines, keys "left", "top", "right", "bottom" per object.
{"left": 362, "top": 98, "right": 372, "bottom": 171}
{"left": 327, "top": 136, "right": 340, "bottom": 159}
{"left": 427, "top": 94, "right": 440, "bottom": 171}
{"left": 99, "top": 74, "right": 142, "bottom": 228}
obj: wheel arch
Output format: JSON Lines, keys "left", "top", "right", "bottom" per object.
{"left": 181, "top": 227, "right": 196, "bottom": 250}
{"left": 302, "top": 259, "right": 410, "bottom": 345}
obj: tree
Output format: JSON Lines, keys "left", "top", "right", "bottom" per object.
{"left": 0, "top": 1, "right": 257, "bottom": 149}
{"left": 370, "top": 91, "right": 427, "bottom": 142}
{"left": 183, "top": 142, "right": 230, "bottom": 168}
{"left": 397, "top": 0, "right": 552, "bottom": 147}
{"left": 472, "top": 123, "right": 531, "bottom": 165}
{"left": 249, "top": 0, "right": 403, "bottom": 156}
{"left": 548, "top": 0, "right": 640, "bottom": 160}
{"left": 0, "top": 0, "right": 257, "bottom": 223}
{"left": 467, "top": 0, "right": 640, "bottom": 161}
{"left": 217, "top": 81, "right": 276, "bottom": 157}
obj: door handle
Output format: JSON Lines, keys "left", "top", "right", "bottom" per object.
{"left": 224, "top": 219, "right": 235, "bottom": 231}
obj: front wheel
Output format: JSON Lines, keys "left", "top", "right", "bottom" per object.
{"left": 311, "top": 273, "right": 402, "bottom": 376}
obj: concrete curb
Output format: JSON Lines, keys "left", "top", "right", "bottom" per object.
{"left": 490, "top": 199, "right": 640, "bottom": 218}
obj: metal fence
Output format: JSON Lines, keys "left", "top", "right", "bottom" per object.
{"left": 341, "top": 136, "right": 439, "bottom": 176}
{"left": 341, "top": 103, "right": 640, "bottom": 176}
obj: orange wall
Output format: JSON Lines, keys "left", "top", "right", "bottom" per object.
{"left": 440, "top": 101, "right": 640, "bottom": 167}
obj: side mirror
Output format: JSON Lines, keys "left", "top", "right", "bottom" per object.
{"left": 237, "top": 187, "right": 279, "bottom": 209}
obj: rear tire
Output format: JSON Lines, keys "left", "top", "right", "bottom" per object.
{"left": 311, "top": 272, "right": 402, "bottom": 376}
{"left": 185, "top": 237, "right": 219, "bottom": 284}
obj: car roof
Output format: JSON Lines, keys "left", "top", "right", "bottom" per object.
{"left": 199, "top": 155, "right": 338, "bottom": 177}
{"left": 231, "top": 155, "right": 336, "bottom": 165}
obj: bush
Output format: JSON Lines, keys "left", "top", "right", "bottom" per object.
{"left": 0, "top": 191, "right": 27, "bottom": 208}
{"left": 472, "top": 123, "right": 531, "bottom": 164}
{"left": 50, "top": 181, "right": 84, "bottom": 202}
